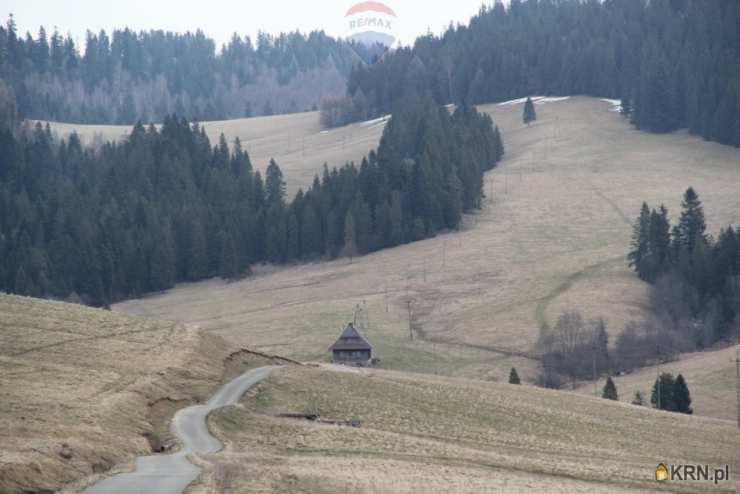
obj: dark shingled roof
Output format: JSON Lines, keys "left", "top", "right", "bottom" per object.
{"left": 329, "top": 323, "right": 372, "bottom": 351}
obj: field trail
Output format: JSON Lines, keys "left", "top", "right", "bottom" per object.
{"left": 114, "top": 97, "right": 740, "bottom": 419}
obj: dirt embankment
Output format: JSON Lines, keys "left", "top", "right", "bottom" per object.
{"left": 0, "top": 294, "right": 297, "bottom": 494}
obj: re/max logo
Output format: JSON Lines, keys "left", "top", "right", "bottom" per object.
{"left": 657, "top": 463, "right": 730, "bottom": 484}
{"left": 348, "top": 17, "right": 393, "bottom": 30}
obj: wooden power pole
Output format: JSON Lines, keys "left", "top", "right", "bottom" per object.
{"left": 407, "top": 300, "right": 413, "bottom": 341}
{"left": 735, "top": 348, "right": 739, "bottom": 429}
{"left": 591, "top": 342, "right": 598, "bottom": 397}
{"left": 655, "top": 344, "right": 661, "bottom": 410}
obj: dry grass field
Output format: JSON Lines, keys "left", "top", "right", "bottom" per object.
{"left": 114, "top": 97, "right": 740, "bottom": 422}
{"left": 575, "top": 345, "right": 740, "bottom": 422}
{"left": 196, "top": 365, "right": 740, "bottom": 493}
{"left": 0, "top": 294, "right": 236, "bottom": 493}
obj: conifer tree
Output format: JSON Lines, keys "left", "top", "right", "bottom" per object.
{"left": 602, "top": 376, "right": 618, "bottom": 400}
{"left": 672, "top": 374, "right": 693, "bottom": 414}
{"left": 651, "top": 373, "right": 675, "bottom": 411}
{"left": 508, "top": 367, "right": 521, "bottom": 384}
{"left": 523, "top": 97, "right": 536, "bottom": 126}
{"left": 492, "top": 126, "right": 504, "bottom": 161}
{"left": 265, "top": 159, "right": 286, "bottom": 207}
{"left": 631, "top": 390, "right": 644, "bottom": 406}
{"left": 677, "top": 187, "right": 706, "bottom": 252}
{"left": 648, "top": 205, "right": 671, "bottom": 278}
{"left": 628, "top": 203, "right": 651, "bottom": 280}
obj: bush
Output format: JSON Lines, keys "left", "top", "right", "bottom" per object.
{"left": 508, "top": 367, "right": 521, "bottom": 384}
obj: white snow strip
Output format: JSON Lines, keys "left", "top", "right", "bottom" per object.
{"left": 319, "top": 130, "right": 330, "bottom": 134}
{"left": 497, "top": 96, "right": 545, "bottom": 106}
{"left": 599, "top": 98, "right": 623, "bottom": 113}
{"left": 534, "top": 96, "right": 571, "bottom": 105}
{"left": 360, "top": 114, "right": 391, "bottom": 126}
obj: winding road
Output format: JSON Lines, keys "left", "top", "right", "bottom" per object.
{"left": 82, "top": 366, "right": 276, "bottom": 494}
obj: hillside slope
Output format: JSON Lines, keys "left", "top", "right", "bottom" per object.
{"left": 114, "top": 97, "right": 740, "bottom": 421}
{"left": 43, "top": 110, "right": 388, "bottom": 195}
{"left": 575, "top": 345, "right": 739, "bottom": 422}
{"left": 0, "top": 294, "right": 234, "bottom": 493}
{"left": 201, "top": 365, "right": 740, "bottom": 493}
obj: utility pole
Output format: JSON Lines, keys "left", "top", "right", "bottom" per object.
{"left": 656, "top": 344, "right": 661, "bottom": 410}
{"left": 735, "top": 348, "right": 739, "bottom": 429}
{"left": 442, "top": 238, "right": 446, "bottom": 268}
{"left": 489, "top": 178, "right": 494, "bottom": 204}
{"left": 384, "top": 283, "right": 389, "bottom": 313}
{"left": 591, "top": 341, "right": 598, "bottom": 397}
{"left": 407, "top": 300, "right": 413, "bottom": 341}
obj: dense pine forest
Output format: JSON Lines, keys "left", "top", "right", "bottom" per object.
{"left": 0, "top": 89, "right": 503, "bottom": 305}
{"left": 327, "top": 0, "right": 740, "bottom": 147}
{"left": 0, "top": 16, "right": 360, "bottom": 123}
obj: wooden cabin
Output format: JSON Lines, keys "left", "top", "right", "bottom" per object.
{"left": 329, "top": 323, "right": 373, "bottom": 364}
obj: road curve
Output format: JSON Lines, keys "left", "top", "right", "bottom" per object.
{"left": 82, "top": 366, "right": 277, "bottom": 494}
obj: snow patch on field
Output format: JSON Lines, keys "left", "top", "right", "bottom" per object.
{"left": 497, "top": 96, "right": 570, "bottom": 106}
{"left": 535, "top": 96, "right": 571, "bottom": 105}
{"left": 497, "top": 96, "right": 545, "bottom": 106}
{"left": 361, "top": 115, "right": 391, "bottom": 126}
{"left": 600, "top": 98, "right": 623, "bottom": 112}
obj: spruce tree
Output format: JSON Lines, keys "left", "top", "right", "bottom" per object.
{"left": 509, "top": 367, "right": 521, "bottom": 384}
{"left": 493, "top": 126, "right": 504, "bottom": 162}
{"left": 628, "top": 203, "right": 651, "bottom": 280}
{"left": 631, "top": 390, "right": 644, "bottom": 406}
{"left": 672, "top": 374, "right": 693, "bottom": 414}
{"left": 648, "top": 205, "right": 671, "bottom": 278}
{"left": 677, "top": 187, "right": 706, "bottom": 251}
{"left": 602, "top": 376, "right": 618, "bottom": 400}
{"left": 651, "top": 373, "right": 675, "bottom": 411}
{"left": 265, "top": 159, "right": 285, "bottom": 207}
{"left": 523, "top": 97, "right": 536, "bottom": 126}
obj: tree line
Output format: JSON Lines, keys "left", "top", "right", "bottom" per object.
{"left": 325, "top": 0, "right": 740, "bottom": 148}
{"left": 535, "top": 310, "right": 694, "bottom": 416}
{"left": 0, "top": 15, "right": 361, "bottom": 123}
{"left": 0, "top": 91, "right": 503, "bottom": 305}
{"left": 629, "top": 188, "right": 740, "bottom": 349}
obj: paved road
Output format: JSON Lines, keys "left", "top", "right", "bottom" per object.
{"left": 82, "top": 366, "right": 276, "bottom": 494}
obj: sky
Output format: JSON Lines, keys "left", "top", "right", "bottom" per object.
{"left": 4, "top": 0, "right": 492, "bottom": 50}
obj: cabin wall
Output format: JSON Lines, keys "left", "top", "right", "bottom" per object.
{"left": 332, "top": 349, "right": 371, "bottom": 362}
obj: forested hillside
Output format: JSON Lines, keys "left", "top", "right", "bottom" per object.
{"left": 0, "top": 91, "right": 502, "bottom": 305}
{"left": 0, "top": 15, "right": 360, "bottom": 123}
{"left": 330, "top": 0, "right": 740, "bottom": 146}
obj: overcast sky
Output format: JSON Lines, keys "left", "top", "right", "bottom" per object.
{"left": 5, "top": 0, "right": 492, "bottom": 50}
